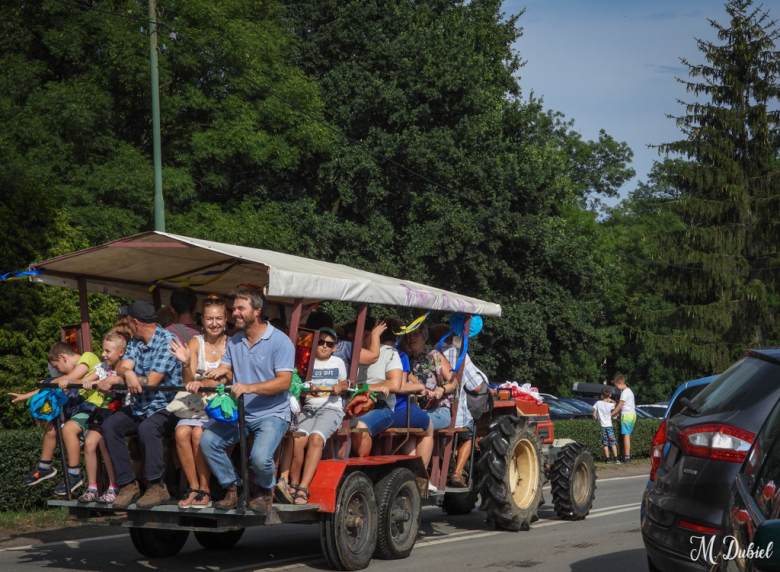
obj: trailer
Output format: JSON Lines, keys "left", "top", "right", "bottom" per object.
{"left": 30, "top": 231, "right": 596, "bottom": 569}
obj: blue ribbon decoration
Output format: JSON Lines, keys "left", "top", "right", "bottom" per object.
{"left": 1, "top": 269, "right": 43, "bottom": 282}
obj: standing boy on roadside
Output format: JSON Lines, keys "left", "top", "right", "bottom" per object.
{"left": 611, "top": 375, "right": 636, "bottom": 463}
{"left": 593, "top": 387, "right": 619, "bottom": 464}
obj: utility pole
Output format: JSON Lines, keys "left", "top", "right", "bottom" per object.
{"left": 149, "top": 0, "right": 165, "bottom": 231}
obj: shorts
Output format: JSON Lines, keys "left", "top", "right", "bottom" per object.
{"left": 621, "top": 413, "right": 637, "bottom": 435}
{"left": 350, "top": 405, "right": 394, "bottom": 436}
{"left": 458, "top": 419, "right": 475, "bottom": 441}
{"left": 392, "top": 404, "right": 431, "bottom": 430}
{"left": 601, "top": 426, "right": 616, "bottom": 447}
{"left": 68, "top": 413, "right": 91, "bottom": 439}
{"left": 176, "top": 417, "right": 209, "bottom": 428}
{"left": 426, "top": 407, "right": 451, "bottom": 431}
{"left": 298, "top": 407, "right": 344, "bottom": 442}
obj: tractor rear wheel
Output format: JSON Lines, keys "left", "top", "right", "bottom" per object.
{"left": 477, "top": 417, "right": 544, "bottom": 531}
{"left": 374, "top": 467, "right": 421, "bottom": 559}
{"left": 320, "top": 471, "right": 378, "bottom": 570}
{"left": 550, "top": 442, "right": 596, "bottom": 520}
{"left": 129, "top": 527, "right": 189, "bottom": 558}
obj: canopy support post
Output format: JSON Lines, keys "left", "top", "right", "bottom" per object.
{"left": 77, "top": 277, "right": 92, "bottom": 353}
{"left": 152, "top": 288, "right": 162, "bottom": 311}
{"left": 348, "top": 304, "right": 368, "bottom": 386}
{"left": 287, "top": 298, "right": 303, "bottom": 344}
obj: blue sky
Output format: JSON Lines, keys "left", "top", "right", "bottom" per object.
{"left": 500, "top": 0, "right": 745, "bottom": 205}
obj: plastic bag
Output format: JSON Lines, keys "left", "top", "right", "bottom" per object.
{"left": 345, "top": 383, "right": 377, "bottom": 417}
{"left": 29, "top": 388, "right": 68, "bottom": 421}
{"left": 205, "top": 384, "right": 239, "bottom": 424}
{"left": 498, "top": 381, "right": 543, "bottom": 405}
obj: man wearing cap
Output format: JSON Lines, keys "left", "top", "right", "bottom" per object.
{"left": 98, "top": 300, "right": 183, "bottom": 509}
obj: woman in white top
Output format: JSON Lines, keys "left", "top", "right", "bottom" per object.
{"left": 169, "top": 295, "right": 229, "bottom": 509}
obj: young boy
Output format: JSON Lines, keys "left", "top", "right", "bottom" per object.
{"left": 611, "top": 375, "right": 636, "bottom": 463}
{"left": 593, "top": 387, "right": 620, "bottom": 464}
{"left": 8, "top": 342, "right": 101, "bottom": 494}
{"left": 277, "top": 328, "right": 347, "bottom": 505}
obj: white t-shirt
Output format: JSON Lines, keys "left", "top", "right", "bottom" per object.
{"left": 305, "top": 356, "right": 347, "bottom": 411}
{"left": 358, "top": 345, "right": 402, "bottom": 409}
{"left": 594, "top": 400, "right": 616, "bottom": 427}
{"left": 619, "top": 388, "right": 636, "bottom": 414}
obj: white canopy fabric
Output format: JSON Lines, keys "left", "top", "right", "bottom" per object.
{"left": 30, "top": 232, "right": 502, "bottom": 317}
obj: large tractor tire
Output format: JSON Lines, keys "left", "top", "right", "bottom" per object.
{"left": 193, "top": 529, "right": 245, "bottom": 550}
{"left": 550, "top": 442, "right": 596, "bottom": 520}
{"left": 373, "top": 468, "right": 421, "bottom": 560}
{"left": 320, "top": 471, "right": 378, "bottom": 571}
{"left": 129, "top": 527, "right": 189, "bottom": 558}
{"left": 477, "top": 417, "right": 544, "bottom": 531}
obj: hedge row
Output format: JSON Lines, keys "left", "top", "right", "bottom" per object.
{"left": 552, "top": 418, "right": 662, "bottom": 460}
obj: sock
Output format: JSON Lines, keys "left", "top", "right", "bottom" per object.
{"left": 68, "top": 466, "right": 81, "bottom": 477}
{"left": 38, "top": 460, "right": 53, "bottom": 471}
{"left": 88, "top": 483, "right": 98, "bottom": 489}
{"left": 108, "top": 485, "right": 119, "bottom": 491}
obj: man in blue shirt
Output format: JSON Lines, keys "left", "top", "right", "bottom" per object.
{"left": 99, "top": 300, "right": 182, "bottom": 509}
{"left": 198, "top": 289, "right": 294, "bottom": 514}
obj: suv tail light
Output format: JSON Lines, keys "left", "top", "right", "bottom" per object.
{"left": 679, "top": 424, "right": 755, "bottom": 462}
{"left": 649, "top": 419, "right": 667, "bottom": 481}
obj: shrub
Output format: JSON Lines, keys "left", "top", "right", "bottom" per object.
{"left": 552, "top": 418, "right": 662, "bottom": 459}
{"left": 0, "top": 428, "right": 65, "bottom": 512}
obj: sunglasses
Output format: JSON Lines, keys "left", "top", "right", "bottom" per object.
{"left": 317, "top": 339, "right": 337, "bottom": 349}
{"left": 204, "top": 297, "right": 226, "bottom": 306}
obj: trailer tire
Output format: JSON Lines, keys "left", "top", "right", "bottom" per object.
{"left": 129, "top": 527, "right": 189, "bottom": 558}
{"left": 320, "top": 471, "right": 378, "bottom": 570}
{"left": 442, "top": 476, "right": 479, "bottom": 516}
{"left": 374, "top": 468, "right": 421, "bottom": 559}
{"left": 193, "top": 529, "right": 245, "bottom": 550}
{"left": 550, "top": 442, "right": 596, "bottom": 520}
{"left": 477, "top": 416, "right": 543, "bottom": 531}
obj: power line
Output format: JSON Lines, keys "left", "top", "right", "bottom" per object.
{"left": 42, "top": 0, "right": 780, "bottom": 274}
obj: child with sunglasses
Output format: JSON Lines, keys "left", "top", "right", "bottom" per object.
{"left": 277, "top": 327, "right": 346, "bottom": 505}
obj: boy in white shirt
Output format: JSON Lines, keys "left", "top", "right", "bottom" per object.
{"left": 610, "top": 375, "right": 636, "bottom": 463}
{"left": 593, "top": 387, "right": 620, "bottom": 464}
{"left": 280, "top": 328, "right": 347, "bottom": 505}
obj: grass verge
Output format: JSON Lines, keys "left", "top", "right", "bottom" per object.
{"left": 0, "top": 507, "right": 70, "bottom": 531}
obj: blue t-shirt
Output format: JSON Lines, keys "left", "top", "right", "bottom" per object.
{"left": 394, "top": 351, "right": 411, "bottom": 411}
{"left": 221, "top": 324, "right": 295, "bottom": 421}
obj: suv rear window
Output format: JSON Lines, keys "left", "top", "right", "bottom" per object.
{"left": 689, "top": 357, "right": 780, "bottom": 416}
{"left": 667, "top": 385, "right": 708, "bottom": 419}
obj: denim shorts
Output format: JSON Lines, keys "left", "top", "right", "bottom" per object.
{"left": 352, "top": 406, "right": 394, "bottom": 436}
{"left": 426, "top": 407, "right": 451, "bottom": 431}
{"left": 392, "top": 404, "right": 431, "bottom": 430}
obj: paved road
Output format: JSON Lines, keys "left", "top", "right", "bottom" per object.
{"left": 0, "top": 474, "right": 649, "bottom": 572}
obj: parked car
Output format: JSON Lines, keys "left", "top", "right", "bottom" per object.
{"left": 540, "top": 396, "right": 592, "bottom": 420}
{"left": 539, "top": 393, "right": 594, "bottom": 414}
{"left": 643, "top": 350, "right": 780, "bottom": 572}
{"left": 635, "top": 407, "right": 656, "bottom": 420}
{"left": 638, "top": 404, "right": 669, "bottom": 418}
{"left": 711, "top": 395, "right": 780, "bottom": 571}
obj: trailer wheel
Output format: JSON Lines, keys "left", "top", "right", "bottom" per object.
{"left": 193, "top": 529, "right": 245, "bottom": 550}
{"left": 374, "top": 468, "right": 421, "bottom": 559}
{"left": 550, "top": 442, "right": 596, "bottom": 520}
{"left": 442, "top": 470, "right": 480, "bottom": 516}
{"left": 320, "top": 471, "right": 378, "bottom": 571}
{"left": 129, "top": 527, "right": 189, "bottom": 558}
{"left": 477, "top": 417, "right": 543, "bottom": 531}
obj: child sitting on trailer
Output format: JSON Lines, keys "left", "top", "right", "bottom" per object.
{"left": 8, "top": 342, "right": 101, "bottom": 496}
{"left": 277, "top": 328, "right": 347, "bottom": 505}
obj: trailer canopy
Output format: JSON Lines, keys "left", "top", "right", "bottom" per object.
{"left": 29, "top": 232, "right": 501, "bottom": 317}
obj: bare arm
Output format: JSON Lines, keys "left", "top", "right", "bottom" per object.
{"left": 8, "top": 389, "right": 39, "bottom": 403}
{"left": 51, "top": 363, "right": 90, "bottom": 389}
{"left": 396, "top": 372, "right": 426, "bottom": 394}
{"left": 358, "top": 322, "right": 387, "bottom": 365}
{"left": 231, "top": 371, "right": 293, "bottom": 398}
{"left": 611, "top": 401, "right": 625, "bottom": 418}
{"left": 438, "top": 353, "right": 458, "bottom": 393}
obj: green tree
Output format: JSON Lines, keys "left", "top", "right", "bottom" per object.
{"left": 633, "top": 0, "right": 780, "bottom": 375}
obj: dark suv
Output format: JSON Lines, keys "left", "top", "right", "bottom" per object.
{"left": 643, "top": 349, "right": 780, "bottom": 572}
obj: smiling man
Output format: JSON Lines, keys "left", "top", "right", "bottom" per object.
{"left": 198, "top": 288, "right": 295, "bottom": 514}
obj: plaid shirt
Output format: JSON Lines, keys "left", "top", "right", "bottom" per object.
{"left": 124, "top": 325, "right": 182, "bottom": 417}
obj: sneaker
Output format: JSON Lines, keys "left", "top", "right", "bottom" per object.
{"left": 615, "top": 459, "right": 621, "bottom": 465}
{"left": 605, "top": 458, "right": 613, "bottom": 465}
{"left": 624, "top": 456, "right": 631, "bottom": 464}
{"left": 249, "top": 487, "right": 273, "bottom": 515}
{"left": 215, "top": 484, "right": 239, "bottom": 510}
{"left": 136, "top": 483, "right": 171, "bottom": 509}
{"left": 111, "top": 481, "right": 141, "bottom": 509}
{"left": 54, "top": 472, "right": 84, "bottom": 496}
{"left": 428, "top": 481, "right": 438, "bottom": 492}
{"left": 24, "top": 466, "right": 57, "bottom": 486}
{"left": 78, "top": 487, "right": 99, "bottom": 503}
{"left": 97, "top": 487, "right": 119, "bottom": 504}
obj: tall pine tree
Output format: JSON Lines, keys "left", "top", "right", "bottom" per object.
{"left": 636, "top": 0, "right": 780, "bottom": 374}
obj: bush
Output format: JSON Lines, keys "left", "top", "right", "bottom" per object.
{"left": 552, "top": 418, "right": 662, "bottom": 459}
{"left": 0, "top": 428, "right": 65, "bottom": 512}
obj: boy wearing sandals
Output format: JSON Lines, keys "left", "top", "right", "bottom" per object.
{"left": 277, "top": 328, "right": 347, "bottom": 505}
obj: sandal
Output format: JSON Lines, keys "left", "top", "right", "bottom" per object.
{"left": 449, "top": 474, "right": 467, "bottom": 488}
{"left": 293, "top": 487, "right": 310, "bottom": 505}
{"left": 178, "top": 488, "right": 198, "bottom": 509}
{"left": 274, "top": 477, "right": 295, "bottom": 504}
{"left": 190, "top": 490, "right": 212, "bottom": 509}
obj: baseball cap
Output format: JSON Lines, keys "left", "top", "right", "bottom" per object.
{"left": 319, "top": 327, "right": 338, "bottom": 341}
{"left": 126, "top": 300, "right": 157, "bottom": 323}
